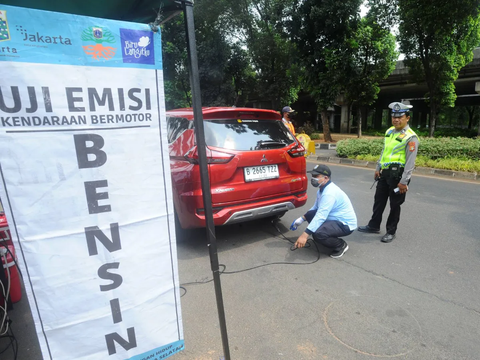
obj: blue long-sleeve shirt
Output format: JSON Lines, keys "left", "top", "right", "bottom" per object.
{"left": 304, "top": 181, "right": 357, "bottom": 235}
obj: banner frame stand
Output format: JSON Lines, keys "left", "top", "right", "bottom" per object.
{"left": 181, "top": 2, "right": 232, "bottom": 359}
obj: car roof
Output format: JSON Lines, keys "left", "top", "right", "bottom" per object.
{"left": 166, "top": 107, "right": 282, "bottom": 120}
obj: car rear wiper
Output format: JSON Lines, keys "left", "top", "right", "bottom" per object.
{"left": 255, "top": 140, "right": 286, "bottom": 149}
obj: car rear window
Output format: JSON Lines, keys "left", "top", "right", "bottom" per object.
{"left": 204, "top": 119, "right": 295, "bottom": 151}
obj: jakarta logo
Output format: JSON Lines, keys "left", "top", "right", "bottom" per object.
{"left": 0, "top": 10, "right": 10, "bottom": 42}
{"left": 81, "top": 26, "right": 116, "bottom": 60}
{"left": 120, "top": 29, "right": 155, "bottom": 65}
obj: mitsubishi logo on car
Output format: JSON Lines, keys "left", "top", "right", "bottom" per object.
{"left": 261, "top": 154, "right": 268, "bottom": 163}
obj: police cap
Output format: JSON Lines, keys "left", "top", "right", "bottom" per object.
{"left": 388, "top": 102, "right": 413, "bottom": 118}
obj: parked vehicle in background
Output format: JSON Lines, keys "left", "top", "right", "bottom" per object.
{"left": 166, "top": 107, "right": 308, "bottom": 229}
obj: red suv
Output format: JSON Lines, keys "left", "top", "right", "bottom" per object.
{"left": 167, "top": 107, "right": 308, "bottom": 229}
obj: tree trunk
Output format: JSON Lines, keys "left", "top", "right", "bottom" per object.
{"left": 466, "top": 106, "right": 474, "bottom": 130}
{"left": 357, "top": 107, "right": 362, "bottom": 138}
{"left": 321, "top": 109, "right": 333, "bottom": 142}
{"left": 429, "top": 103, "right": 437, "bottom": 137}
{"left": 347, "top": 103, "right": 351, "bottom": 133}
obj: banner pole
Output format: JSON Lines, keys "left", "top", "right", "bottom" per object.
{"left": 182, "top": 2, "right": 232, "bottom": 359}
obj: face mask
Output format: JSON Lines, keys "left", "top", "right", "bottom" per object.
{"left": 311, "top": 176, "right": 327, "bottom": 188}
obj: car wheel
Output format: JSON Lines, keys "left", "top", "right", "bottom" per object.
{"left": 174, "top": 211, "right": 187, "bottom": 242}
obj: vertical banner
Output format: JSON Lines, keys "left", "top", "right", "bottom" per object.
{"left": 0, "top": 5, "right": 184, "bottom": 360}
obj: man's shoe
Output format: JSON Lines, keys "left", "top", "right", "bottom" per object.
{"left": 381, "top": 233, "right": 396, "bottom": 243}
{"left": 357, "top": 225, "right": 380, "bottom": 233}
{"left": 330, "top": 243, "right": 349, "bottom": 259}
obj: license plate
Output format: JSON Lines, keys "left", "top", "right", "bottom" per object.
{"left": 244, "top": 165, "right": 279, "bottom": 182}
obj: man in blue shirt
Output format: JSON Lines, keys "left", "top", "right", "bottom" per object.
{"left": 291, "top": 164, "right": 357, "bottom": 258}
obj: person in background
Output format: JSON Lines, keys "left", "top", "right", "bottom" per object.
{"left": 282, "top": 106, "right": 296, "bottom": 135}
{"left": 357, "top": 101, "right": 419, "bottom": 243}
{"left": 291, "top": 164, "right": 357, "bottom": 258}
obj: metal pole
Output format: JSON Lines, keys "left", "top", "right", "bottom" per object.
{"left": 182, "top": 2, "right": 231, "bottom": 359}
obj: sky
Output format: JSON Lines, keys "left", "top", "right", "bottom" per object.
{"left": 360, "top": 3, "right": 368, "bottom": 17}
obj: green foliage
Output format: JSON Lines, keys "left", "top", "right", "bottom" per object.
{"left": 397, "top": 0, "right": 480, "bottom": 136}
{"left": 354, "top": 154, "right": 379, "bottom": 162}
{"left": 417, "top": 137, "right": 480, "bottom": 160}
{"left": 415, "top": 156, "right": 480, "bottom": 172}
{"left": 336, "top": 138, "right": 384, "bottom": 157}
{"left": 309, "top": 133, "right": 321, "bottom": 140}
{"left": 366, "top": 0, "right": 399, "bottom": 29}
{"left": 364, "top": 127, "right": 479, "bottom": 138}
{"left": 340, "top": 17, "right": 398, "bottom": 107}
{"left": 353, "top": 153, "right": 480, "bottom": 172}
{"left": 415, "top": 127, "right": 479, "bottom": 138}
{"left": 161, "top": 0, "right": 258, "bottom": 109}
{"left": 292, "top": 0, "right": 363, "bottom": 110}
{"left": 362, "top": 129, "right": 389, "bottom": 137}
{"left": 337, "top": 137, "right": 480, "bottom": 161}
{"left": 226, "top": 0, "right": 301, "bottom": 109}
{"left": 297, "top": 121, "right": 316, "bottom": 135}
{"left": 161, "top": 16, "right": 190, "bottom": 109}
{"left": 226, "top": 44, "right": 257, "bottom": 106}
{"left": 160, "top": 0, "right": 480, "bottom": 124}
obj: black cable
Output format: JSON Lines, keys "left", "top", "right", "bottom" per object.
{"left": 0, "top": 320, "right": 17, "bottom": 359}
{"left": 9, "top": 323, "right": 18, "bottom": 360}
{"left": 179, "top": 220, "right": 321, "bottom": 296}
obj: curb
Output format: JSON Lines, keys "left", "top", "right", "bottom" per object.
{"left": 307, "top": 156, "right": 479, "bottom": 181}
{"left": 315, "top": 143, "right": 337, "bottom": 150}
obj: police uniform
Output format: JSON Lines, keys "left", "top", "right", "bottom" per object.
{"left": 358, "top": 102, "right": 419, "bottom": 242}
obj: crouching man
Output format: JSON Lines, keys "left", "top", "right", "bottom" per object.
{"left": 291, "top": 165, "right": 357, "bottom": 258}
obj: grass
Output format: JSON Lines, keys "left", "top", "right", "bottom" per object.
{"left": 354, "top": 154, "right": 480, "bottom": 173}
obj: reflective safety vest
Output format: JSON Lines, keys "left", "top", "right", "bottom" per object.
{"left": 380, "top": 126, "right": 417, "bottom": 169}
{"left": 282, "top": 119, "right": 295, "bottom": 135}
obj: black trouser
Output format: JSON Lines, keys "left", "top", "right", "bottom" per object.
{"left": 304, "top": 210, "right": 353, "bottom": 250}
{"left": 367, "top": 169, "right": 407, "bottom": 235}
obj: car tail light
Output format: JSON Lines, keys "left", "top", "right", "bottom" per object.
{"left": 287, "top": 143, "right": 305, "bottom": 158}
{"left": 185, "top": 146, "right": 234, "bottom": 164}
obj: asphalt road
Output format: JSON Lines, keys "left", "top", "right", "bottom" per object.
{"left": 3, "top": 162, "right": 480, "bottom": 360}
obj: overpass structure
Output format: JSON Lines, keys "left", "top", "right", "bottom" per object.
{"left": 338, "top": 47, "right": 480, "bottom": 131}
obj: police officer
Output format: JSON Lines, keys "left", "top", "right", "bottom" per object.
{"left": 291, "top": 164, "right": 357, "bottom": 258}
{"left": 358, "top": 101, "right": 419, "bottom": 243}
{"left": 282, "top": 106, "right": 296, "bottom": 135}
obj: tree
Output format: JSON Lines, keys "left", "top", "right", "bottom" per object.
{"left": 161, "top": 16, "right": 191, "bottom": 109}
{"left": 463, "top": 105, "right": 479, "bottom": 131}
{"left": 161, "top": 0, "right": 256, "bottom": 109}
{"left": 397, "top": 0, "right": 480, "bottom": 137}
{"left": 292, "top": 0, "right": 362, "bottom": 142}
{"left": 226, "top": 0, "right": 301, "bottom": 110}
{"left": 226, "top": 44, "right": 257, "bottom": 106}
{"left": 366, "top": 0, "right": 399, "bottom": 29}
{"left": 339, "top": 17, "right": 398, "bottom": 137}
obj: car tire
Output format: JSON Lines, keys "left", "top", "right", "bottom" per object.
{"left": 174, "top": 211, "right": 187, "bottom": 242}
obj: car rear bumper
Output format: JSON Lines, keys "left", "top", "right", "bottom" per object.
{"left": 177, "top": 192, "right": 308, "bottom": 228}
{"left": 222, "top": 201, "right": 295, "bottom": 225}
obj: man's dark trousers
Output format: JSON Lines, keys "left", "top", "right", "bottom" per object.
{"left": 368, "top": 175, "right": 407, "bottom": 235}
{"left": 304, "top": 210, "right": 352, "bottom": 250}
